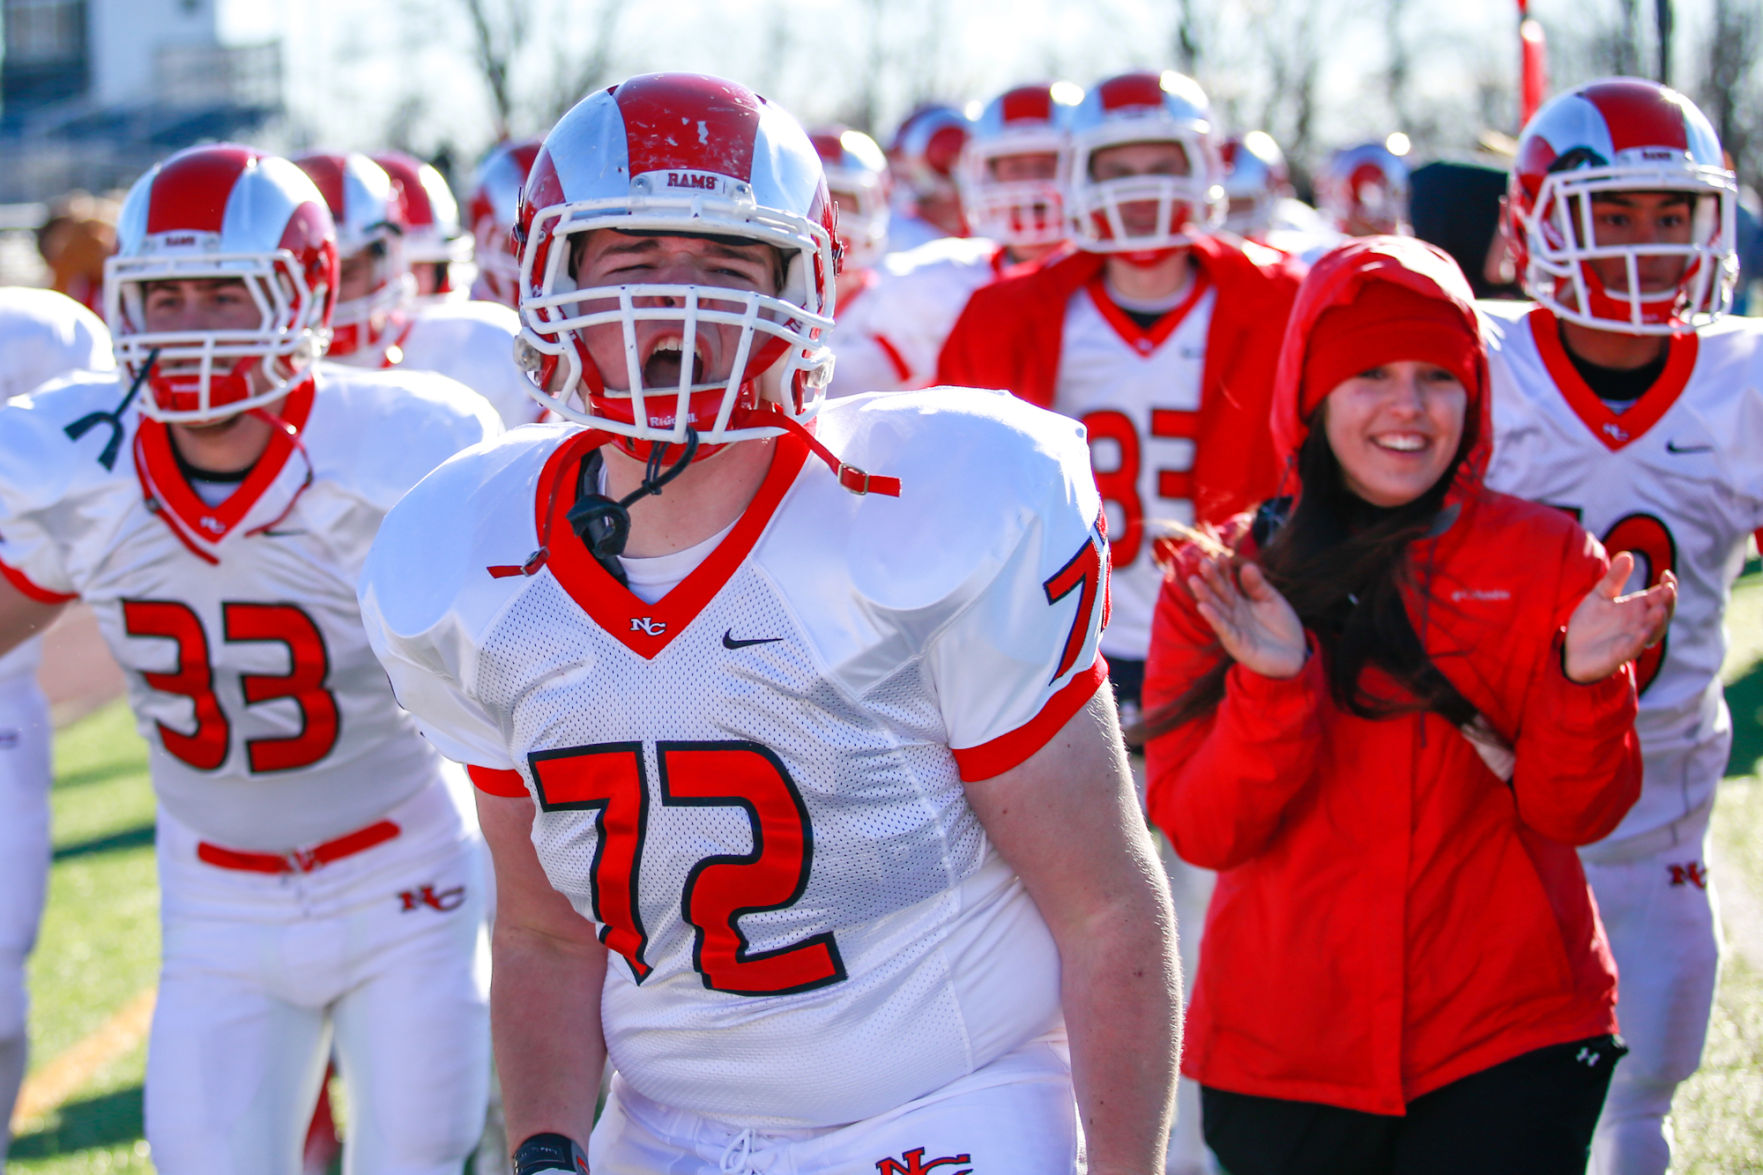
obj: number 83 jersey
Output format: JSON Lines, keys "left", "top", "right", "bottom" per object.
{"left": 1482, "top": 304, "right": 1763, "bottom": 853}
{"left": 360, "top": 387, "right": 1111, "bottom": 1129}
{"left": 0, "top": 368, "right": 501, "bottom": 855}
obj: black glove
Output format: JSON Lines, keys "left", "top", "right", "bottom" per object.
{"left": 513, "top": 1132, "right": 589, "bottom": 1174}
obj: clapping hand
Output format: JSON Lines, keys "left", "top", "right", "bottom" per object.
{"left": 1186, "top": 549, "right": 1308, "bottom": 680}
{"left": 1563, "top": 552, "right": 1677, "bottom": 684}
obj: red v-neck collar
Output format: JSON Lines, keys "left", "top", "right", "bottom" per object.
{"left": 1086, "top": 267, "right": 1211, "bottom": 357}
{"left": 135, "top": 380, "right": 316, "bottom": 543}
{"left": 536, "top": 431, "right": 812, "bottom": 660}
{"left": 1526, "top": 307, "right": 1699, "bottom": 451}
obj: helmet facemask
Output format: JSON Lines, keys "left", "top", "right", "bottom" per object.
{"left": 961, "top": 142, "right": 1068, "bottom": 248}
{"left": 107, "top": 247, "right": 333, "bottom": 423}
{"left": 516, "top": 177, "right": 837, "bottom": 449}
{"left": 1068, "top": 132, "right": 1223, "bottom": 255}
{"left": 328, "top": 229, "right": 415, "bottom": 359}
{"left": 1519, "top": 163, "right": 1737, "bottom": 335}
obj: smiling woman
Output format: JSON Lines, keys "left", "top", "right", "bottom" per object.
{"left": 1140, "top": 236, "right": 1677, "bottom": 1175}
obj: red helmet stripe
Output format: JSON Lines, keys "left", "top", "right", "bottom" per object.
{"left": 375, "top": 154, "right": 437, "bottom": 228}
{"left": 1095, "top": 72, "right": 1166, "bottom": 112}
{"left": 1583, "top": 81, "right": 1691, "bottom": 155}
{"left": 292, "top": 154, "right": 350, "bottom": 220}
{"left": 145, "top": 146, "right": 258, "bottom": 235}
{"left": 614, "top": 73, "right": 761, "bottom": 180}
{"left": 999, "top": 86, "right": 1054, "bottom": 124}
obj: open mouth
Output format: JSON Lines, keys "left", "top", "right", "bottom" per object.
{"left": 642, "top": 337, "right": 711, "bottom": 388}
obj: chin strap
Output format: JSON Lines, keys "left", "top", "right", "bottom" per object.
{"left": 753, "top": 407, "right": 901, "bottom": 497}
{"left": 564, "top": 427, "right": 701, "bottom": 585}
{"left": 64, "top": 349, "right": 159, "bottom": 470}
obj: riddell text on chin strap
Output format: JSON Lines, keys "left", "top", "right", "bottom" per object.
{"left": 565, "top": 427, "right": 701, "bottom": 586}
{"left": 64, "top": 348, "right": 160, "bottom": 470}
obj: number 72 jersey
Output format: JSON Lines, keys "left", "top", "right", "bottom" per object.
{"left": 1482, "top": 304, "right": 1763, "bottom": 850}
{"left": 359, "top": 388, "right": 1111, "bottom": 1128}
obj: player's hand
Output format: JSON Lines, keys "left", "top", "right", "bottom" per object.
{"left": 1185, "top": 550, "right": 1307, "bottom": 680}
{"left": 1563, "top": 553, "right": 1677, "bottom": 684}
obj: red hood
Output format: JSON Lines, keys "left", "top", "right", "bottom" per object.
{"left": 1269, "top": 236, "right": 1490, "bottom": 487}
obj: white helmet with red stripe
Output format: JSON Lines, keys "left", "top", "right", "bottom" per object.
{"left": 1220, "top": 131, "right": 1290, "bottom": 238}
{"left": 1318, "top": 138, "right": 1410, "bottom": 236}
{"left": 468, "top": 139, "right": 542, "bottom": 309}
{"left": 107, "top": 144, "right": 338, "bottom": 422}
{"left": 373, "top": 150, "right": 473, "bottom": 302}
{"left": 809, "top": 126, "right": 889, "bottom": 269}
{"left": 293, "top": 152, "right": 411, "bottom": 359}
{"left": 514, "top": 72, "right": 838, "bottom": 448}
{"left": 958, "top": 81, "right": 1081, "bottom": 248}
{"left": 1506, "top": 77, "right": 1737, "bottom": 335}
{"left": 1066, "top": 70, "right": 1225, "bottom": 254}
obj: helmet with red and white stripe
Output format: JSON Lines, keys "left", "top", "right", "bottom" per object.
{"left": 809, "top": 126, "right": 890, "bottom": 269}
{"left": 888, "top": 104, "right": 970, "bottom": 206}
{"left": 958, "top": 82, "right": 1081, "bottom": 248}
{"left": 1066, "top": 70, "right": 1225, "bottom": 254}
{"left": 293, "top": 152, "right": 411, "bottom": 359}
{"left": 107, "top": 144, "right": 337, "bottom": 421}
{"left": 1506, "top": 77, "right": 1737, "bottom": 335}
{"left": 1220, "top": 131, "right": 1290, "bottom": 238}
{"left": 467, "top": 139, "right": 542, "bottom": 309}
{"left": 373, "top": 150, "right": 472, "bottom": 303}
{"left": 514, "top": 73, "right": 838, "bottom": 447}
{"left": 1318, "top": 139, "right": 1410, "bottom": 236}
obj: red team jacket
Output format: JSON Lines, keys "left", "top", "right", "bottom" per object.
{"left": 935, "top": 234, "right": 1305, "bottom": 525}
{"left": 1142, "top": 243, "right": 1642, "bottom": 1115}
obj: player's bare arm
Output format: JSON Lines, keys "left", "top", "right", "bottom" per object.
{"left": 0, "top": 575, "right": 64, "bottom": 660}
{"left": 963, "top": 688, "right": 1180, "bottom": 1174}
{"left": 476, "top": 789, "right": 606, "bottom": 1152}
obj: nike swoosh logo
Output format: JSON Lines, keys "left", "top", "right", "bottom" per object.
{"left": 257, "top": 528, "right": 310, "bottom": 538}
{"left": 1665, "top": 440, "right": 1714, "bottom": 454}
{"left": 723, "top": 630, "right": 782, "bottom": 650}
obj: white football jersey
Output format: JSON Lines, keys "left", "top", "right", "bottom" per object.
{"left": 1054, "top": 276, "right": 1216, "bottom": 663}
{"left": 0, "top": 367, "right": 500, "bottom": 856}
{"left": 0, "top": 287, "right": 115, "bottom": 685}
{"left": 1483, "top": 303, "right": 1763, "bottom": 852}
{"left": 335, "top": 300, "right": 541, "bottom": 429}
{"left": 828, "top": 237, "right": 1004, "bottom": 397}
{"left": 361, "top": 388, "right": 1110, "bottom": 1128}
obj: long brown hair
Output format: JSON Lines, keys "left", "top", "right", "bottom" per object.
{"left": 1140, "top": 407, "right": 1479, "bottom": 740}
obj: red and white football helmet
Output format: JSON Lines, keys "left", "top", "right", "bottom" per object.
{"left": 515, "top": 72, "right": 838, "bottom": 447}
{"left": 957, "top": 82, "right": 1081, "bottom": 248}
{"left": 809, "top": 126, "right": 890, "bottom": 269}
{"left": 107, "top": 144, "right": 337, "bottom": 422}
{"left": 1318, "top": 139, "right": 1411, "bottom": 236}
{"left": 293, "top": 152, "right": 411, "bottom": 359}
{"left": 373, "top": 150, "right": 473, "bottom": 303}
{"left": 1220, "top": 131, "right": 1290, "bottom": 238}
{"left": 1066, "top": 70, "right": 1225, "bottom": 255}
{"left": 888, "top": 104, "right": 971, "bottom": 208}
{"left": 1506, "top": 78, "right": 1737, "bottom": 335}
{"left": 467, "top": 138, "right": 542, "bottom": 309}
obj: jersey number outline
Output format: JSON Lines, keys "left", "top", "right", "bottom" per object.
{"left": 1082, "top": 408, "right": 1197, "bottom": 569}
{"left": 1551, "top": 508, "right": 1676, "bottom": 694}
{"left": 527, "top": 740, "right": 847, "bottom": 997}
{"left": 120, "top": 599, "right": 341, "bottom": 773}
{"left": 1043, "top": 525, "right": 1108, "bottom": 684}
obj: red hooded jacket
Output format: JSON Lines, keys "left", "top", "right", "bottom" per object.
{"left": 1143, "top": 238, "right": 1642, "bottom": 1115}
{"left": 935, "top": 235, "right": 1305, "bottom": 525}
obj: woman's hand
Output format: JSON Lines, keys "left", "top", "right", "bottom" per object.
{"left": 1186, "top": 550, "right": 1308, "bottom": 680}
{"left": 1564, "top": 553, "right": 1677, "bottom": 684}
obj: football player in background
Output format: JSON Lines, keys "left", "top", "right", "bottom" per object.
{"left": 358, "top": 72, "right": 1179, "bottom": 1175}
{"left": 372, "top": 150, "right": 476, "bottom": 304}
{"left": 1319, "top": 138, "right": 1413, "bottom": 237}
{"left": 294, "top": 152, "right": 540, "bottom": 428}
{"left": 0, "top": 286, "right": 113, "bottom": 1163}
{"left": 830, "top": 81, "right": 1080, "bottom": 395}
{"left": 1219, "top": 131, "right": 1338, "bottom": 261}
{"left": 1483, "top": 78, "right": 1760, "bottom": 1175}
{"left": 885, "top": 103, "right": 971, "bottom": 250}
{"left": 0, "top": 145, "right": 498, "bottom": 1175}
{"left": 467, "top": 139, "right": 543, "bottom": 310}
{"left": 937, "top": 68, "right": 1304, "bottom": 1175}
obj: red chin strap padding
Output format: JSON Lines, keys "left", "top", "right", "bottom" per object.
{"left": 749, "top": 406, "right": 900, "bottom": 497}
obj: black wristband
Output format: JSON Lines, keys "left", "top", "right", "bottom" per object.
{"left": 513, "top": 1131, "right": 589, "bottom": 1174}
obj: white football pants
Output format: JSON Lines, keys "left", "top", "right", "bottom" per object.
{"left": 144, "top": 798, "right": 491, "bottom": 1175}
{"left": 1583, "top": 833, "right": 1721, "bottom": 1175}
{"left": 589, "top": 1029, "right": 1078, "bottom": 1174}
{"left": 0, "top": 675, "right": 52, "bottom": 1160}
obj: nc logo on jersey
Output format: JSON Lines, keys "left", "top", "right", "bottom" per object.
{"left": 630, "top": 617, "right": 667, "bottom": 636}
{"left": 875, "top": 1148, "right": 972, "bottom": 1175}
{"left": 1667, "top": 861, "right": 1709, "bottom": 889}
{"left": 1602, "top": 421, "right": 1630, "bottom": 443}
{"left": 398, "top": 884, "right": 466, "bottom": 913}
{"left": 198, "top": 515, "right": 226, "bottom": 535}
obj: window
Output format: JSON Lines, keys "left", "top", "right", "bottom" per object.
{"left": 5, "top": 0, "right": 85, "bottom": 64}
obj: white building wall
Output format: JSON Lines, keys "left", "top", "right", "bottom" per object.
{"left": 87, "top": 0, "right": 276, "bottom": 107}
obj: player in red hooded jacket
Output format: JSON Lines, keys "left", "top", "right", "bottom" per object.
{"left": 1142, "top": 237, "right": 1670, "bottom": 1174}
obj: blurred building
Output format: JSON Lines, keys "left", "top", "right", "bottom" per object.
{"left": 0, "top": 0, "right": 282, "bottom": 201}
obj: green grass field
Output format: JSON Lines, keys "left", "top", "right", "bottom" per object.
{"left": 9, "top": 576, "right": 1763, "bottom": 1173}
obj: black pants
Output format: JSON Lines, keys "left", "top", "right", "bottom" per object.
{"left": 1201, "top": 1035, "right": 1624, "bottom": 1175}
